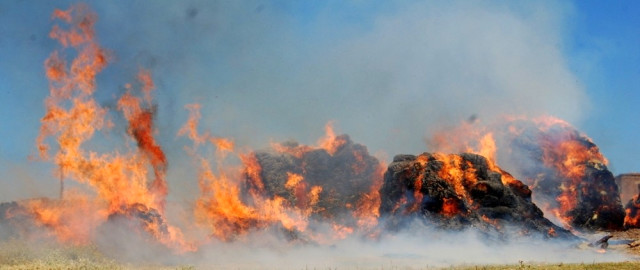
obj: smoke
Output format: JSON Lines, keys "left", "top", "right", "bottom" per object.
{"left": 0, "top": 1, "right": 585, "bottom": 201}
{"left": 0, "top": 1, "right": 617, "bottom": 267}
{"left": 114, "top": 220, "right": 629, "bottom": 269}
{"left": 45, "top": 0, "right": 582, "bottom": 204}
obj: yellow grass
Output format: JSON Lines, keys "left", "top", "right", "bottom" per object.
{"left": 0, "top": 239, "right": 192, "bottom": 270}
{"left": 448, "top": 261, "right": 640, "bottom": 270}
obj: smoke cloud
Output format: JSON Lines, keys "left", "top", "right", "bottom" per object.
{"left": 107, "top": 222, "right": 630, "bottom": 268}
{"left": 1, "top": 1, "right": 585, "bottom": 201}
{"left": 54, "top": 1, "right": 585, "bottom": 204}
{"left": 0, "top": 1, "right": 616, "bottom": 267}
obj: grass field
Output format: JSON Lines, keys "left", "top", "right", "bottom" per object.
{"left": 1, "top": 239, "right": 639, "bottom": 270}
{"left": 0, "top": 239, "right": 193, "bottom": 270}
{"left": 448, "top": 261, "right": 640, "bottom": 270}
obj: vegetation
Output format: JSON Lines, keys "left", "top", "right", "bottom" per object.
{"left": 448, "top": 261, "right": 640, "bottom": 270}
{"left": 0, "top": 239, "right": 192, "bottom": 270}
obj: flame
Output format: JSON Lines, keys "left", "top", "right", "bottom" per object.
{"left": 241, "top": 153, "right": 264, "bottom": 193}
{"left": 19, "top": 3, "right": 612, "bottom": 252}
{"left": 178, "top": 103, "right": 235, "bottom": 157}
{"left": 624, "top": 194, "right": 640, "bottom": 228}
{"left": 481, "top": 214, "right": 502, "bottom": 229}
{"left": 426, "top": 115, "right": 620, "bottom": 230}
{"left": 13, "top": 3, "right": 391, "bottom": 251}
{"left": 117, "top": 71, "right": 168, "bottom": 212}
{"left": 353, "top": 162, "right": 385, "bottom": 233}
{"left": 181, "top": 110, "right": 384, "bottom": 242}
{"left": 27, "top": 4, "right": 193, "bottom": 252}
{"left": 390, "top": 153, "right": 484, "bottom": 217}
{"left": 285, "top": 172, "right": 304, "bottom": 189}
{"left": 181, "top": 106, "right": 310, "bottom": 241}
{"left": 317, "top": 121, "right": 347, "bottom": 155}
{"left": 441, "top": 197, "right": 460, "bottom": 217}
{"left": 21, "top": 193, "right": 106, "bottom": 244}
{"left": 532, "top": 117, "right": 609, "bottom": 228}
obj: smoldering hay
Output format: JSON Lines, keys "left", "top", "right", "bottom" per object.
{"left": 624, "top": 195, "right": 640, "bottom": 228}
{"left": 0, "top": 3, "right": 634, "bottom": 262}
{"left": 379, "top": 152, "right": 574, "bottom": 239}
{"left": 427, "top": 117, "right": 626, "bottom": 232}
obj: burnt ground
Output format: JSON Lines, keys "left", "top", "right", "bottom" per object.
{"left": 609, "top": 228, "right": 640, "bottom": 256}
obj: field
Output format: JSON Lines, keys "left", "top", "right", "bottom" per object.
{"left": 0, "top": 240, "right": 193, "bottom": 270}
{"left": 1, "top": 238, "right": 640, "bottom": 270}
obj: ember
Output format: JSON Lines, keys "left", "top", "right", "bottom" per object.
{"left": 624, "top": 194, "right": 640, "bottom": 228}
{"left": 379, "top": 152, "right": 574, "bottom": 239}
{"left": 247, "top": 132, "right": 385, "bottom": 240}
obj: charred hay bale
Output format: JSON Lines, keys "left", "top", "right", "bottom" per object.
{"left": 379, "top": 152, "right": 574, "bottom": 239}
{"left": 106, "top": 203, "right": 169, "bottom": 237}
{"left": 249, "top": 135, "right": 380, "bottom": 222}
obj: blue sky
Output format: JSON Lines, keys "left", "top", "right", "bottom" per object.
{"left": 0, "top": 1, "right": 638, "bottom": 200}
{"left": 565, "top": 1, "right": 640, "bottom": 173}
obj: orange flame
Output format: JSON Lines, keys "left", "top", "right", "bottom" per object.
{"left": 624, "top": 194, "right": 640, "bottom": 228}
{"left": 427, "top": 115, "right": 615, "bottom": 229}
{"left": 181, "top": 106, "right": 310, "bottom": 241}
{"left": 317, "top": 121, "right": 347, "bottom": 155}
{"left": 182, "top": 113, "right": 384, "bottom": 242}
{"left": 30, "top": 4, "right": 193, "bottom": 252}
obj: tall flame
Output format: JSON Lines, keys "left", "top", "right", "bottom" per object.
{"left": 28, "top": 4, "right": 193, "bottom": 251}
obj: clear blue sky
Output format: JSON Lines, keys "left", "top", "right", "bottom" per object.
{"left": 565, "top": 1, "right": 640, "bottom": 174}
{"left": 0, "top": 1, "right": 638, "bottom": 199}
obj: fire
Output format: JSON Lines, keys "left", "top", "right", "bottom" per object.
{"left": 353, "top": 162, "right": 385, "bottom": 231}
{"left": 24, "top": 4, "right": 194, "bottom": 252}
{"left": 181, "top": 106, "right": 311, "bottom": 241}
{"left": 380, "top": 152, "right": 573, "bottom": 238}
{"left": 285, "top": 172, "right": 304, "bottom": 189}
{"left": 10, "top": 3, "right": 619, "bottom": 257}
{"left": 388, "top": 153, "right": 479, "bottom": 217}
{"left": 193, "top": 160, "right": 307, "bottom": 241}
{"left": 21, "top": 193, "right": 106, "bottom": 245}
{"left": 624, "top": 194, "right": 640, "bottom": 228}
{"left": 441, "top": 197, "right": 460, "bottom": 217}
{"left": 183, "top": 109, "right": 384, "bottom": 242}
{"left": 117, "top": 72, "right": 168, "bottom": 212}
{"left": 317, "top": 121, "right": 348, "bottom": 155}
{"left": 426, "top": 115, "right": 624, "bottom": 231}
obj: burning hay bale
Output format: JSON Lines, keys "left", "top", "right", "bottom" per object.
{"left": 248, "top": 135, "right": 381, "bottom": 223}
{"left": 500, "top": 118, "right": 626, "bottom": 231}
{"left": 379, "top": 152, "right": 574, "bottom": 239}
{"left": 246, "top": 135, "right": 382, "bottom": 230}
{"left": 427, "top": 116, "right": 626, "bottom": 231}
{"left": 624, "top": 194, "right": 640, "bottom": 228}
{"left": 106, "top": 204, "right": 170, "bottom": 239}
{"left": 188, "top": 122, "right": 384, "bottom": 242}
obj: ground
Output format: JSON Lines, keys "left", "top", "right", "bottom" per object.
{"left": 2, "top": 229, "right": 640, "bottom": 269}
{"left": 610, "top": 228, "right": 640, "bottom": 256}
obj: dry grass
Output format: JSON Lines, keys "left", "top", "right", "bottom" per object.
{"left": 447, "top": 261, "right": 640, "bottom": 270}
{"left": 0, "top": 239, "right": 193, "bottom": 270}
